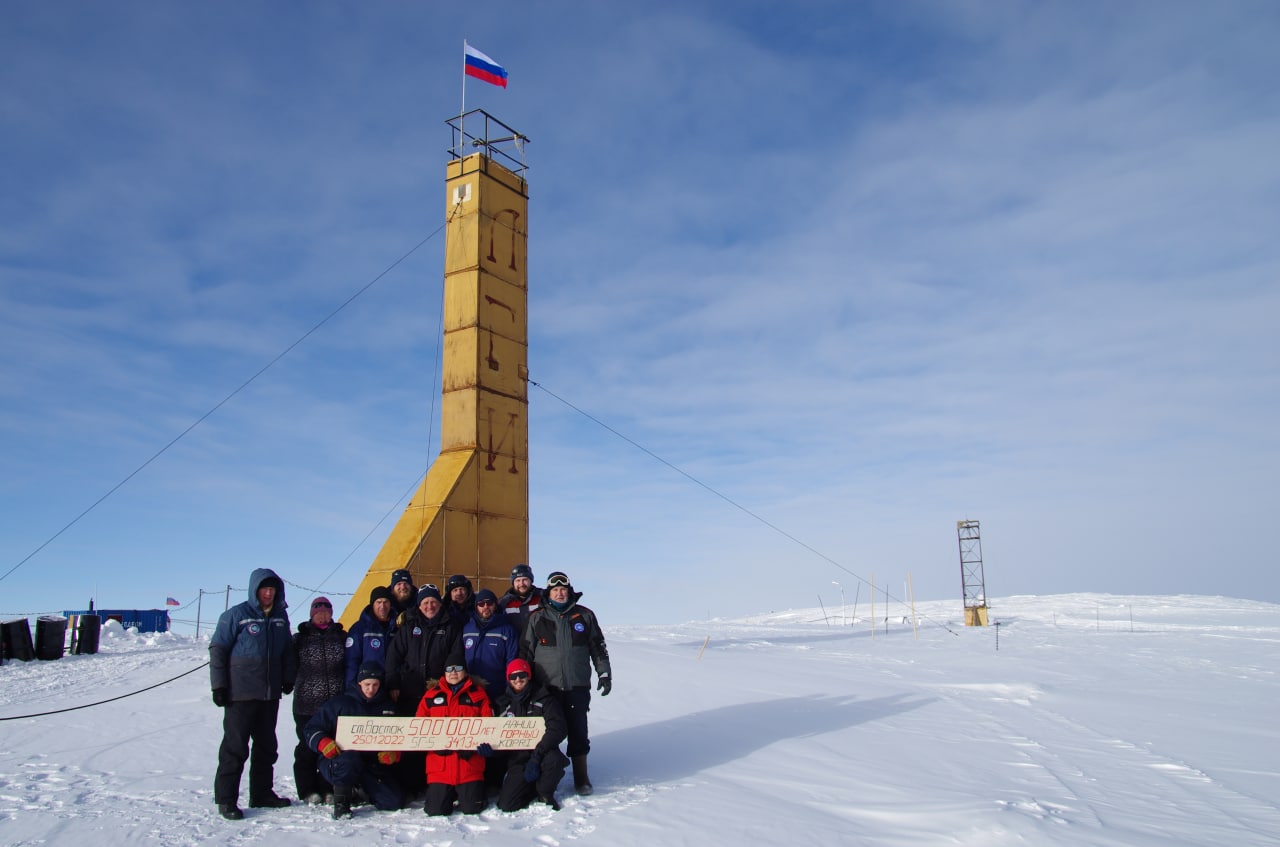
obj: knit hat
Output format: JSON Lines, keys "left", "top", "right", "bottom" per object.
{"left": 474, "top": 588, "right": 498, "bottom": 606}
{"left": 356, "top": 661, "right": 385, "bottom": 683}
{"left": 390, "top": 569, "right": 414, "bottom": 588}
{"left": 545, "top": 571, "right": 572, "bottom": 590}
{"left": 446, "top": 574, "right": 473, "bottom": 594}
{"left": 311, "top": 596, "right": 332, "bottom": 611}
{"left": 506, "top": 658, "right": 532, "bottom": 679}
{"left": 444, "top": 645, "right": 467, "bottom": 671}
{"left": 369, "top": 586, "right": 395, "bottom": 605}
{"left": 417, "top": 584, "right": 443, "bottom": 604}
{"left": 510, "top": 564, "right": 534, "bottom": 582}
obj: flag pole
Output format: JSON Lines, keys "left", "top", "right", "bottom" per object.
{"left": 459, "top": 39, "right": 468, "bottom": 159}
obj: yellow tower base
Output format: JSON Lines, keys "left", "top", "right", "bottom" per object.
{"left": 965, "top": 606, "right": 989, "bottom": 627}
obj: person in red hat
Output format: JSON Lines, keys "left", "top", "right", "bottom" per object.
{"left": 490, "top": 658, "right": 569, "bottom": 811}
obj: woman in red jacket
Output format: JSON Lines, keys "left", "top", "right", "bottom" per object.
{"left": 415, "top": 657, "right": 493, "bottom": 815}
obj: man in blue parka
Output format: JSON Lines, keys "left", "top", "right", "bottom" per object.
{"left": 345, "top": 585, "right": 397, "bottom": 686}
{"left": 209, "top": 567, "right": 297, "bottom": 820}
{"left": 461, "top": 588, "right": 519, "bottom": 699}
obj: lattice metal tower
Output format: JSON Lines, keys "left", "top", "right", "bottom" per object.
{"left": 957, "top": 519, "right": 989, "bottom": 626}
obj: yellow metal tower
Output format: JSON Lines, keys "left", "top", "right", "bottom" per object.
{"left": 340, "top": 114, "right": 529, "bottom": 626}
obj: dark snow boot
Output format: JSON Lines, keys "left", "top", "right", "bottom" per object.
{"left": 332, "top": 786, "right": 353, "bottom": 820}
{"left": 539, "top": 792, "right": 562, "bottom": 811}
{"left": 217, "top": 802, "right": 244, "bottom": 820}
{"left": 249, "top": 790, "right": 291, "bottom": 808}
{"left": 571, "top": 755, "right": 593, "bottom": 796}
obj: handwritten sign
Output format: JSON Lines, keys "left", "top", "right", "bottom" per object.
{"left": 335, "top": 715, "right": 544, "bottom": 752}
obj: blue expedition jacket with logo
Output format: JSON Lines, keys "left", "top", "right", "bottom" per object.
{"left": 209, "top": 567, "right": 296, "bottom": 701}
{"left": 344, "top": 605, "right": 397, "bottom": 686}
{"left": 460, "top": 611, "right": 519, "bottom": 697}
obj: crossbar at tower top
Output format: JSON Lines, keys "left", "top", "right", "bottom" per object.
{"left": 447, "top": 110, "right": 529, "bottom": 176}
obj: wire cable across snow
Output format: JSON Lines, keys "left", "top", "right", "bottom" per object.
{"left": 0, "top": 661, "right": 211, "bottom": 721}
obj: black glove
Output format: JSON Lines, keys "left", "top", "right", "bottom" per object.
{"left": 524, "top": 755, "right": 542, "bottom": 783}
{"left": 282, "top": 682, "right": 294, "bottom": 696}
{"left": 476, "top": 743, "right": 494, "bottom": 758}
{"left": 597, "top": 673, "right": 611, "bottom": 696}
{"left": 212, "top": 688, "right": 229, "bottom": 707}
{"left": 458, "top": 751, "right": 473, "bottom": 761}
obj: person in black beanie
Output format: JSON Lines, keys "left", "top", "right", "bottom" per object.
{"left": 304, "top": 661, "right": 405, "bottom": 819}
{"left": 498, "top": 563, "right": 543, "bottom": 637}
{"left": 344, "top": 585, "right": 397, "bottom": 686}
{"left": 386, "top": 584, "right": 462, "bottom": 796}
{"left": 444, "top": 574, "right": 476, "bottom": 627}
{"left": 388, "top": 569, "right": 416, "bottom": 622}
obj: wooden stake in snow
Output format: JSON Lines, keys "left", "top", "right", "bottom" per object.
{"left": 697, "top": 635, "right": 710, "bottom": 661}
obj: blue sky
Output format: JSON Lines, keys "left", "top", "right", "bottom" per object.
{"left": 3, "top": 1, "right": 1278, "bottom": 626}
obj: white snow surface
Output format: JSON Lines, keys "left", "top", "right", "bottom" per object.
{"left": 2, "top": 594, "right": 1278, "bottom": 846}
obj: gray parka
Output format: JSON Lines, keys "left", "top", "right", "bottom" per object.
{"left": 522, "top": 591, "right": 611, "bottom": 690}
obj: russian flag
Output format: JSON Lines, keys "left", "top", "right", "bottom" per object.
{"left": 166, "top": 597, "right": 180, "bottom": 606}
{"left": 464, "top": 43, "right": 508, "bottom": 88}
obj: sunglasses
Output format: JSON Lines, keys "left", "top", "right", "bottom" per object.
{"left": 507, "top": 671, "right": 530, "bottom": 681}
{"left": 476, "top": 599, "right": 496, "bottom": 607}
{"left": 311, "top": 602, "right": 332, "bottom": 609}
{"left": 444, "top": 665, "right": 465, "bottom": 674}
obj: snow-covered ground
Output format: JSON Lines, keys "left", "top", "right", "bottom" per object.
{"left": 2, "top": 593, "right": 1277, "bottom": 846}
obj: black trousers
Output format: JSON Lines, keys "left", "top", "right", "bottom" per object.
{"left": 497, "top": 748, "right": 568, "bottom": 812}
{"left": 318, "top": 752, "right": 405, "bottom": 810}
{"left": 423, "top": 780, "right": 486, "bottom": 816}
{"left": 549, "top": 686, "right": 592, "bottom": 757}
{"left": 215, "top": 699, "right": 281, "bottom": 804}
{"left": 292, "top": 712, "right": 331, "bottom": 799}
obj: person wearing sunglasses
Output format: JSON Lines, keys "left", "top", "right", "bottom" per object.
{"left": 522, "top": 570, "right": 612, "bottom": 796}
{"left": 415, "top": 653, "right": 494, "bottom": 816}
{"left": 490, "top": 658, "right": 569, "bottom": 812}
{"left": 460, "top": 589, "right": 519, "bottom": 700}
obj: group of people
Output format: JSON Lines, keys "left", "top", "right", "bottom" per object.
{"left": 208, "top": 564, "right": 611, "bottom": 821}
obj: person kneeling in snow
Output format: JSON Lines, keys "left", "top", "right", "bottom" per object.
{"left": 304, "top": 661, "right": 406, "bottom": 819}
{"left": 490, "top": 658, "right": 569, "bottom": 812}
{"left": 415, "top": 654, "right": 493, "bottom": 816}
